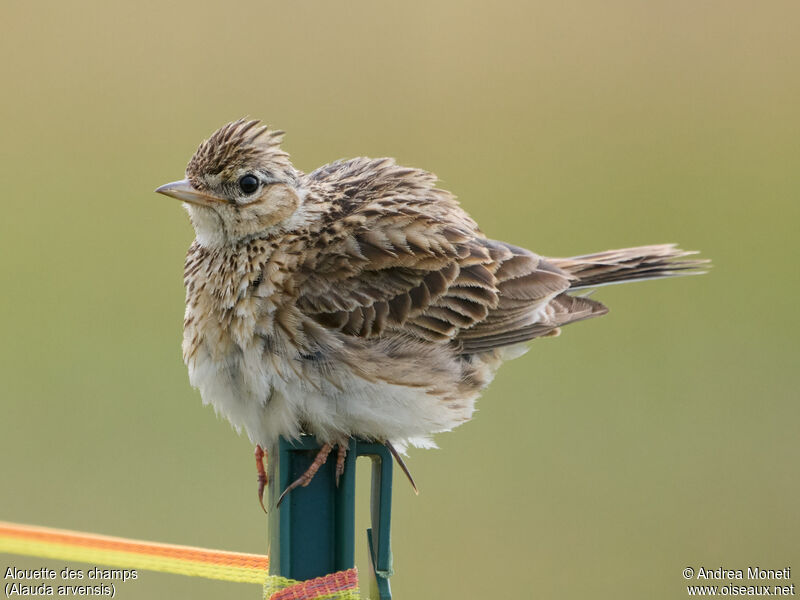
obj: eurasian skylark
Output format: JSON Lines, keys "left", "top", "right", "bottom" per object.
{"left": 156, "top": 119, "right": 707, "bottom": 507}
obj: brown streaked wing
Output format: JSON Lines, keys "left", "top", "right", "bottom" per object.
{"left": 294, "top": 158, "right": 587, "bottom": 349}
{"left": 456, "top": 293, "right": 608, "bottom": 354}
{"left": 451, "top": 243, "right": 581, "bottom": 352}
{"left": 295, "top": 157, "right": 481, "bottom": 339}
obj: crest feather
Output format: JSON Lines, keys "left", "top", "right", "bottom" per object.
{"left": 186, "top": 118, "right": 296, "bottom": 184}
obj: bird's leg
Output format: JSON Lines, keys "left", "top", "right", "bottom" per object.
{"left": 277, "top": 443, "right": 333, "bottom": 507}
{"left": 335, "top": 443, "right": 348, "bottom": 487}
{"left": 255, "top": 445, "right": 268, "bottom": 513}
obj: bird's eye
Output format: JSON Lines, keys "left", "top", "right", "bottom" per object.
{"left": 238, "top": 174, "right": 259, "bottom": 195}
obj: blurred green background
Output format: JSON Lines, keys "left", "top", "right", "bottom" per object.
{"left": 1, "top": 1, "right": 798, "bottom": 598}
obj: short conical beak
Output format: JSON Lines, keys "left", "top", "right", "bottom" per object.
{"left": 155, "top": 179, "right": 227, "bottom": 207}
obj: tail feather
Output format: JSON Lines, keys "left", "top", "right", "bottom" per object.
{"left": 548, "top": 244, "right": 709, "bottom": 290}
{"left": 455, "top": 243, "right": 708, "bottom": 354}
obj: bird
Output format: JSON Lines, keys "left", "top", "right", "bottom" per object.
{"left": 155, "top": 118, "right": 707, "bottom": 508}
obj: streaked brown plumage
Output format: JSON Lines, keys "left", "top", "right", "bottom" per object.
{"left": 156, "top": 119, "right": 707, "bottom": 505}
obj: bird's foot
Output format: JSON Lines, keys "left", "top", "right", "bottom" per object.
{"left": 274, "top": 440, "right": 411, "bottom": 507}
{"left": 255, "top": 444, "right": 268, "bottom": 513}
{"left": 277, "top": 442, "right": 334, "bottom": 507}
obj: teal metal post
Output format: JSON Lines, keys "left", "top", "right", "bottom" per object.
{"left": 268, "top": 436, "right": 394, "bottom": 600}
{"left": 361, "top": 442, "right": 394, "bottom": 600}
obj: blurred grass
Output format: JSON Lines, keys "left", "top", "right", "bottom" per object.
{"left": 1, "top": 1, "right": 798, "bottom": 598}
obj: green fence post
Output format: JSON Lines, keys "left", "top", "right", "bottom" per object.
{"left": 355, "top": 442, "right": 394, "bottom": 600}
{"left": 268, "top": 436, "right": 393, "bottom": 600}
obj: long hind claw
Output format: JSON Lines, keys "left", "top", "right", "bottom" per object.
{"left": 386, "top": 441, "right": 419, "bottom": 495}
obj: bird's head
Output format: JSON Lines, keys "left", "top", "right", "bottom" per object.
{"left": 156, "top": 119, "right": 303, "bottom": 247}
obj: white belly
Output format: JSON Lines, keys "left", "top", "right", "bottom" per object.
{"left": 186, "top": 339, "right": 476, "bottom": 450}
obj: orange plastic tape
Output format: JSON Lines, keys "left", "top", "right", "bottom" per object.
{"left": 0, "top": 521, "right": 361, "bottom": 598}
{"left": 0, "top": 520, "right": 268, "bottom": 584}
